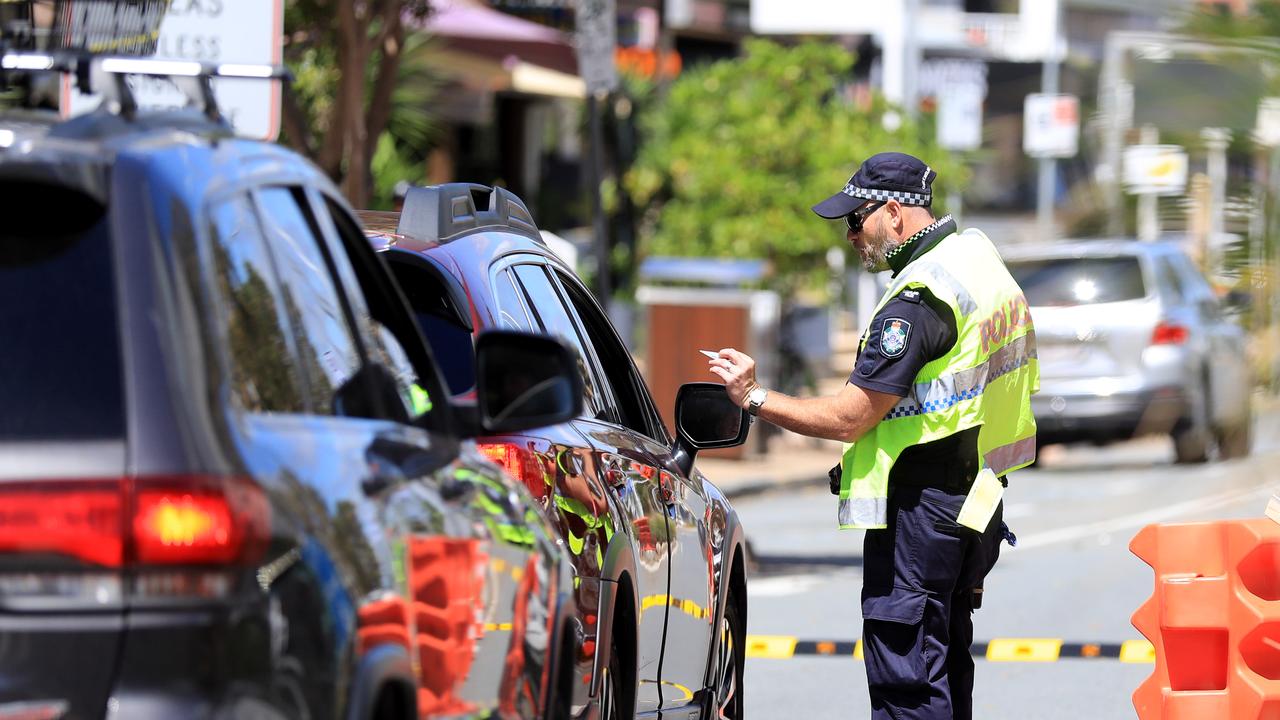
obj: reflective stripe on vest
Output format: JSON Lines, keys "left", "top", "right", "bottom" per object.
{"left": 882, "top": 333, "right": 1036, "bottom": 420}
{"left": 836, "top": 228, "right": 1039, "bottom": 530}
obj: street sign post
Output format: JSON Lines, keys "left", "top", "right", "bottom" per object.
{"left": 1122, "top": 144, "right": 1188, "bottom": 196}
{"left": 575, "top": 0, "right": 618, "bottom": 306}
{"left": 62, "top": 0, "right": 283, "bottom": 140}
{"left": 1023, "top": 93, "right": 1079, "bottom": 159}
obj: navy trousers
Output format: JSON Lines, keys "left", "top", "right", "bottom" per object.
{"left": 861, "top": 483, "right": 1005, "bottom": 720}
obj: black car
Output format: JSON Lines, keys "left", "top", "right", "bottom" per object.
{"left": 361, "top": 184, "right": 751, "bottom": 720}
{"left": 0, "top": 57, "right": 587, "bottom": 719}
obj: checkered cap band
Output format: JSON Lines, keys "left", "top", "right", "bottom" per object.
{"left": 842, "top": 184, "right": 932, "bottom": 207}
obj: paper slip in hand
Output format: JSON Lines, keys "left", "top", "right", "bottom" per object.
{"left": 957, "top": 468, "right": 1004, "bottom": 533}
{"left": 699, "top": 350, "right": 720, "bottom": 359}
{"left": 1266, "top": 493, "right": 1280, "bottom": 526}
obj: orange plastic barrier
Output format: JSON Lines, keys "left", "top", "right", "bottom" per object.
{"left": 1130, "top": 519, "right": 1280, "bottom": 719}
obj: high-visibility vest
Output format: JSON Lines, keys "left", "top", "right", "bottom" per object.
{"left": 837, "top": 227, "right": 1039, "bottom": 529}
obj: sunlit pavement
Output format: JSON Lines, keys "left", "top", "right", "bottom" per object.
{"left": 734, "top": 402, "right": 1280, "bottom": 719}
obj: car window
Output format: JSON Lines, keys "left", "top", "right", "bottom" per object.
{"left": 207, "top": 194, "right": 309, "bottom": 413}
{"left": 551, "top": 267, "right": 671, "bottom": 442}
{"left": 253, "top": 187, "right": 364, "bottom": 413}
{"left": 510, "top": 263, "right": 611, "bottom": 421}
{"left": 1005, "top": 256, "right": 1146, "bottom": 306}
{"left": 0, "top": 185, "right": 124, "bottom": 439}
{"left": 388, "top": 256, "right": 477, "bottom": 396}
{"left": 493, "top": 267, "right": 534, "bottom": 331}
{"left": 1153, "top": 257, "right": 1185, "bottom": 305}
{"left": 320, "top": 197, "right": 450, "bottom": 427}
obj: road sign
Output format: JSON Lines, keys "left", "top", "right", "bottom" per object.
{"left": 62, "top": 0, "right": 284, "bottom": 140}
{"left": 1023, "top": 93, "right": 1078, "bottom": 158}
{"left": 937, "top": 83, "right": 984, "bottom": 151}
{"left": 1123, "top": 144, "right": 1188, "bottom": 196}
{"left": 575, "top": 0, "right": 618, "bottom": 94}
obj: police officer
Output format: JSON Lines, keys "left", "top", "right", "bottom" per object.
{"left": 708, "top": 152, "right": 1038, "bottom": 720}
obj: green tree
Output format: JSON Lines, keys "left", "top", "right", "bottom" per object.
{"left": 625, "top": 39, "right": 966, "bottom": 300}
{"left": 282, "top": 0, "right": 434, "bottom": 209}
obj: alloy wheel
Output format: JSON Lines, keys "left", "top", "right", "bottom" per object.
{"left": 713, "top": 610, "right": 740, "bottom": 719}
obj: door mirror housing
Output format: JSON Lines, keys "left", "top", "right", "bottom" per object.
{"left": 471, "top": 330, "right": 583, "bottom": 436}
{"left": 671, "top": 382, "right": 750, "bottom": 476}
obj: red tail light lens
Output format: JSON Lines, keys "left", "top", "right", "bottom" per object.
{"left": 0, "top": 481, "right": 124, "bottom": 567}
{"left": 478, "top": 442, "right": 551, "bottom": 495}
{"left": 1152, "top": 322, "right": 1189, "bottom": 345}
{"left": 0, "top": 476, "right": 268, "bottom": 568}
{"left": 133, "top": 477, "right": 269, "bottom": 565}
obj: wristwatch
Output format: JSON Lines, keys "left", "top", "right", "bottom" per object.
{"left": 745, "top": 386, "right": 769, "bottom": 416}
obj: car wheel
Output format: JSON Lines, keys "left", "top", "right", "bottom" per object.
{"left": 1217, "top": 413, "right": 1252, "bottom": 460}
{"left": 709, "top": 593, "right": 743, "bottom": 720}
{"left": 1172, "top": 425, "right": 1210, "bottom": 464}
{"left": 600, "top": 632, "right": 631, "bottom": 720}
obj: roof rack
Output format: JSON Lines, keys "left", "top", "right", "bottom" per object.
{"left": 0, "top": 50, "right": 291, "bottom": 124}
{"left": 397, "top": 183, "right": 544, "bottom": 246}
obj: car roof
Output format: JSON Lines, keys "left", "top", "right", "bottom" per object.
{"left": 0, "top": 108, "right": 337, "bottom": 206}
{"left": 999, "top": 238, "right": 1188, "bottom": 262}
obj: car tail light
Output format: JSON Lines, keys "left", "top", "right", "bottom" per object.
{"left": 0, "top": 481, "right": 124, "bottom": 567}
{"left": 0, "top": 476, "right": 269, "bottom": 604}
{"left": 1152, "top": 322, "right": 1189, "bottom": 345}
{"left": 132, "top": 476, "right": 270, "bottom": 566}
{"left": 478, "top": 442, "right": 551, "bottom": 492}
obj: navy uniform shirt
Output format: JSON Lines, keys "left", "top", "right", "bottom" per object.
{"left": 849, "top": 286, "right": 957, "bottom": 397}
{"left": 847, "top": 214, "right": 980, "bottom": 476}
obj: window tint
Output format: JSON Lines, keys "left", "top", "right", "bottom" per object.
{"left": 1154, "top": 257, "right": 1185, "bottom": 304}
{"left": 553, "top": 269, "right": 669, "bottom": 441}
{"left": 1006, "top": 256, "right": 1146, "bottom": 307}
{"left": 255, "top": 187, "right": 363, "bottom": 413}
{"left": 0, "top": 186, "right": 123, "bottom": 439}
{"left": 390, "top": 258, "right": 476, "bottom": 395}
{"left": 493, "top": 267, "right": 533, "bottom": 331}
{"left": 321, "top": 198, "right": 448, "bottom": 425}
{"left": 511, "top": 263, "right": 609, "bottom": 420}
{"left": 208, "top": 195, "right": 307, "bottom": 413}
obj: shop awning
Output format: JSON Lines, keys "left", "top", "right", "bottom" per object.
{"left": 416, "top": 0, "right": 579, "bottom": 76}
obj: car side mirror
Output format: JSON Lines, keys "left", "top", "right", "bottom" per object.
{"left": 472, "top": 330, "right": 583, "bottom": 436}
{"left": 671, "top": 382, "right": 750, "bottom": 477}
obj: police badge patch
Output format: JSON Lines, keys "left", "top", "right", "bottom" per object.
{"left": 880, "top": 317, "right": 912, "bottom": 358}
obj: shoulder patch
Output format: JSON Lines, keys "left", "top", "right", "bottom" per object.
{"left": 879, "top": 317, "right": 912, "bottom": 358}
{"left": 898, "top": 289, "right": 922, "bottom": 303}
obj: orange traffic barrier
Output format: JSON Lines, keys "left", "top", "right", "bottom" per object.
{"left": 1130, "top": 519, "right": 1280, "bottom": 719}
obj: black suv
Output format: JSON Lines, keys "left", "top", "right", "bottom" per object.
{"left": 0, "top": 58, "right": 585, "bottom": 719}
{"left": 361, "top": 185, "right": 752, "bottom": 720}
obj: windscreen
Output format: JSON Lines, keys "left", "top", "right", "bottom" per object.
{"left": 1005, "top": 256, "right": 1147, "bottom": 307}
{"left": 0, "top": 183, "right": 123, "bottom": 439}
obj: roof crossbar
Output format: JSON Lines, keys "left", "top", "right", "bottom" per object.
{"left": 0, "top": 51, "right": 291, "bottom": 123}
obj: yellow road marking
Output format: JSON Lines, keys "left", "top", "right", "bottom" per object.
{"left": 744, "top": 635, "right": 797, "bottom": 659}
{"left": 1120, "top": 639, "right": 1156, "bottom": 664}
{"left": 986, "top": 638, "right": 1062, "bottom": 662}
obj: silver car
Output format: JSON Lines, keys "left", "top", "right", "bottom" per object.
{"left": 1001, "top": 240, "right": 1252, "bottom": 463}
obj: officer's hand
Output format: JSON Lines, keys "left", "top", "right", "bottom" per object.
{"left": 707, "top": 348, "right": 757, "bottom": 409}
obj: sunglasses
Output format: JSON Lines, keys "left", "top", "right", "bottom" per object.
{"left": 845, "top": 201, "right": 885, "bottom": 232}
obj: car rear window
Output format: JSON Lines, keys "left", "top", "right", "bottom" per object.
{"left": 1005, "top": 256, "right": 1147, "bottom": 306}
{"left": 0, "top": 184, "right": 123, "bottom": 439}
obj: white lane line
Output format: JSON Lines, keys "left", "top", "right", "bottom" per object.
{"left": 1016, "top": 482, "right": 1274, "bottom": 550}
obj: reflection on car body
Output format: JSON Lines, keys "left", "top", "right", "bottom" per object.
{"left": 361, "top": 183, "right": 751, "bottom": 720}
{"left": 0, "top": 60, "right": 584, "bottom": 719}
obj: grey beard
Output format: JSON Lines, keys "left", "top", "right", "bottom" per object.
{"left": 861, "top": 236, "right": 900, "bottom": 273}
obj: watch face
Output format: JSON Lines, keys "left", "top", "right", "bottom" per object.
{"left": 749, "top": 388, "right": 766, "bottom": 404}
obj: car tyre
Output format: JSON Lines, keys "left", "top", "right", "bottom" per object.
{"left": 1217, "top": 414, "right": 1252, "bottom": 460}
{"left": 600, "top": 631, "right": 632, "bottom": 720}
{"left": 709, "top": 591, "right": 744, "bottom": 720}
